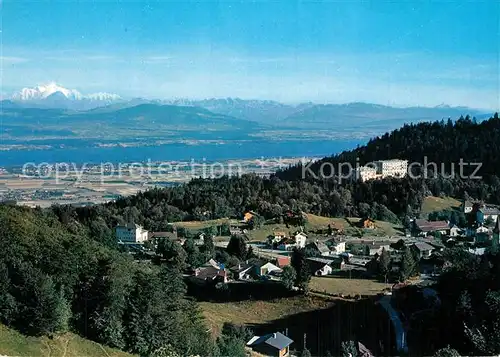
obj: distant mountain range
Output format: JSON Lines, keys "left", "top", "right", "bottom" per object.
{"left": 3, "top": 83, "right": 494, "bottom": 133}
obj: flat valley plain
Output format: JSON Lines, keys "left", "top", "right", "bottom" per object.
{"left": 0, "top": 157, "right": 304, "bottom": 207}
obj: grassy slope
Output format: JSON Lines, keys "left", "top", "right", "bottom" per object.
{"left": 199, "top": 296, "right": 333, "bottom": 336}
{"left": 0, "top": 324, "right": 134, "bottom": 357}
{"left": 172, "top": 218, "right": 237, "bottom": 230}
{"left": 420, "top": 196, "right": 462, "bottom": 216}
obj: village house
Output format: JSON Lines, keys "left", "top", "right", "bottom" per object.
{"left": 306, "top": 257, "right": 334, "bottom": 276}
{"left": 449, "top": 225, "right": 462, "bottom": 237}
{"left": 473, "top": 226, "right": 492, "bottom": 244}
{"left": 276, "top": 232, "right": 307, "bottom": 251}
{"left": 328, "top": 240, "right": 346, "bottom": 254}
{"left": 268, "top": 231, "right": 288, "bottom": 247}
{"left": 363, "top": 242, "right": 391, "bottom": 256}
{"left": 463, "top": 200, "right": 475, "bottom": 214}
{"left": 195, "top": 232, "right": 207, "bottom": 245}
{"left": 247, "top": 332, "right": 293, "bottom": 357}
{"left": 192, "top": 261, "right": 229, "bottom": 284}
{"left": 413, "top": 219, "right": 449, "bottom": 237}
{"left": 305, "top": 240, "right": 331, "bottom": 256}
{"left": 242, "top": 211, "right": 256, "bottom": 223}
{"left": 360, "top": 218, "right": 376, "bottom": 229}
{"left": 277, "top": 238, "right": 296, "bottom": 251}
{"left": 116, "top": 223, "right": 149, "bottom": 243}
{"left": 254, "top": 261, "right": 282, "bottom": 277}
{"left": 147, "top": 230, "right": 184, "bottom": 247}
{"left": 411, "top": 242, "right": 435, "bottom": 259}
{"left": 293, "top": 232, "right": 307, "bottom": 248}
{"left": 230, "top": 262, "right": 254, "bottom": 280}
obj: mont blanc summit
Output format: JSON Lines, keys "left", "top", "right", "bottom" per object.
{"left": 10, "top": 83, "right": 122, "bottom": 110}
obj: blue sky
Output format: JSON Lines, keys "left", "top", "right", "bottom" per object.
{"left": 1, "top": 0, "right": 499, "bottom": 109}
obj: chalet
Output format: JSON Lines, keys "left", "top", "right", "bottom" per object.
{"left": 360, "top": 218, "right": 376, "bottom": 229}
{"left": 305, "top": 241, "right": 331, "bottom": 256}
{"left": 306, "top": 257, "right": 333, "bottom": 276}
{"left": 242, "top": 211, "right": 257, "bottom": 223}
{"left": 413, "top": 219, "right": 449, "bottom": 237}
{"left": 411, "top": 242, "right": 435, "bottom": 259}
{"left": 247, "top": 332, "right": 293, "bottom": 357}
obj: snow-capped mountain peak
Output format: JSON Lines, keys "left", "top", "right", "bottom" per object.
{"left": 11, "top": 83, "right": 121, "bottom": 102}
{"left": 13, "top": 82, "right": 82, "bottom": 100}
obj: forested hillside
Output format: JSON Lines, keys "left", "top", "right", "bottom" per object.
{"left": 0, "top": 205, "right": 221, "bottom": 357}
{"left": 279, "top": 114, "right": 500, "bottom": 179}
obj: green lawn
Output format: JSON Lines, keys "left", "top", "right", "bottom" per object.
{"left": 345, "top": 217, "right": 404, "bottom": 237}
{"left": 0, "top": 324, "right": 135, "bottom": 357}
{"left": 421, "top": 196, "right": 461, "bottom": 216}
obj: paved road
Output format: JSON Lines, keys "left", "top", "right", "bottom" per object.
{"left": 379, "top": 295, "right": 408, "bottom": 353}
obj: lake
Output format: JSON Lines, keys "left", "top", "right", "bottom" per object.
{"left": 1, "top": 139, "right": 362, "bottom": 167}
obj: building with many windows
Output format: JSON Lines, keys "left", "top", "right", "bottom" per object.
{"left": 116, "top": 223, "right": 149, "bottom": 243}
{"left": 354, "top": 159, "right": 408, "bottom": 182}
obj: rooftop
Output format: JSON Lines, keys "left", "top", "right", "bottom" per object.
{"left": 412, "top": 242, "right": 435, "bottom": 251}
{"left": 247, "top": 332, "right": 293, "bottom": 350}
{"left": 414, "top": 219, "right": 449, "bottom": 232}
